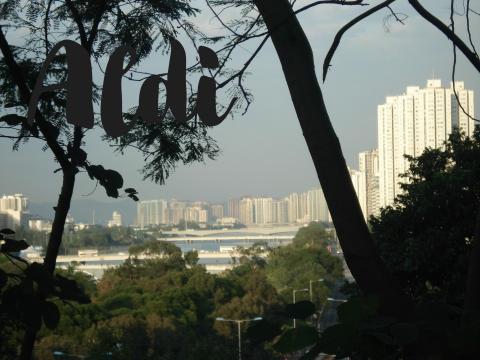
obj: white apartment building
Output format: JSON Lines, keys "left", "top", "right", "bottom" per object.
{"left": 287, "top": 193, "right": 299, "bottom": 223}
{"left": 0, "top": 194, "right": 29, "bottom": 228}
{"left": 136, "top": 199, "right": 168, "bottom": 228}
{"left": 378, "top": 79, "right": 475, "bottom": 207}
{"left": 273, "top": 198, "right": 289, "bottom": 224}
{"left": 210, "top": 204, "right": 224, "bottom": 220}
{"left": 107, "top": 211, "right": 122, "bottom": 227}
{"left": 358, "top": 149, "right": 380, "bottom": 218}
{"left": 253, "top": 197, "right": 273, "bottom": 225}
{"left": 349, "top": 168, "right": 367, "bottom": 219}
{"left": 239, "top": 197, "right": 254, "bottom": 225}
{"left": 307, "top": 188, "right": 330, "bottom": 223}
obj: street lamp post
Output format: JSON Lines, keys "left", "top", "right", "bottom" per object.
{"left": 292, "top": 288, "right": 309, "bottom": 328}
{"left": 215, "top": 316, "right": 262, "bottom": 360}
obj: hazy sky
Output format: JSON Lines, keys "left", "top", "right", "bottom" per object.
{"left": 0, "top": 1, "right": 479, "bottom": 203}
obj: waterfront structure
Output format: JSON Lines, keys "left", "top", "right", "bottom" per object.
{"left": 378, "top": 79, "right": 475, "bottom": 207}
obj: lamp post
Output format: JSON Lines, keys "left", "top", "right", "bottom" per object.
{"left": 292, "top": 288, "right": 309, "bottom": 328}
{"left": 215, "top": 316, "right": 262, "bottom": 360}
{"left": 309, "top": 278, "right": 324, "bottom": 302}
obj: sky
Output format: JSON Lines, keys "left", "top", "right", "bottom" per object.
{"left": 0, "top": 0, "right": 479, "bottom": 204}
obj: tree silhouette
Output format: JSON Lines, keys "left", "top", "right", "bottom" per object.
{"left": 0, "top": 1, "right": 231, "bottom": 358}
{"left": 203, "top": 0, "right": 480, "bottom": 324}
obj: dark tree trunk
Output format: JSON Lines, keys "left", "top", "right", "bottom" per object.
{"left": 0, "top": 26, "right": 76, "bottom": 360}
{"left": 44, "top": 169, "right": 76, "bottom": 273}
{"left": 19, "top": 169, "right": 76, "bottom": 359}
{"left": 253, "top": 0, "right": 411, "bottom": 317}
{"left": 464, "top": 206, "right": 480, "bottom": 315}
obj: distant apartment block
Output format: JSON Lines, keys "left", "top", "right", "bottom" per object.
{"left": 135, "top": 186, "right": 333, "bottom": 228}
{"left": 0, "top": 194, "right": 29, "bottom": 229}
{"left": 210, "top": 204, "right": 224, "bottom": 220}
{"left": 227, "top": 198, "right": 240, "bottom": 219}
{"left": 136, "top": 199, "right": 168, "bottom": 228}
{"left": 378, "top": 79, "right": 474, "bottom": 207}
{"left": 29, "top": 218, "right": 53, "bottom": 232}
{"left": 108, "top": 211, "right": 122, "bottom": 227}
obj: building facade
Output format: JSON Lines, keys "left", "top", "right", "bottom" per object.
{"left": 378, "top": 79, "right": 475, "bottom": 207}
{"left": 0, "top": 194, "right": 29, "bottom": 228}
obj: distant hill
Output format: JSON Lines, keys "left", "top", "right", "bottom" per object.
{"left": 29, "top": 199, "right": 137, "bottom": 226}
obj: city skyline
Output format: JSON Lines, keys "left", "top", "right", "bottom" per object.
{"left": 1, "top": 2, "right": 478, "bottom": 204}
{"left": 3, "top": 77, "right": 476, "bottom": 226}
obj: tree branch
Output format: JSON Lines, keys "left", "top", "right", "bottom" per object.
{"left": 0, "top": 26, "right": 70, "bottom": 169}
{"left": 294, "top": 0, "right": 367, "bottom": 17}
{"left": 408, "top": 0, "right": 480, "bottom": 73}
{"left": 323, "top": 0, "right": 397, "bottom": 81}
{"left": 65, "top": 0, "right": 88, "bottom": 47}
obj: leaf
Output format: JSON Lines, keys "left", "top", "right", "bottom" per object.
{"left": 54, "top": 274, "right": 90, "bottom": 304}
{"left": 42, "top": 301, "right": 60, "bottom": 329}
{"left": 26, "top": 262, "right": 54, "bottom": 294}
{"left": 273, "top": 326, "right": 318, "bottom": 354}
{"left": 124, "top": 188, "right": 137, "bottom": 194}
{"left": 86, "top": 165, "right": 106, "bottom": 181}
{"left": 105, "top": 186, "right": 119, "bottom": 198}
{"left": 318, "top": 323, "right": 356, "bottom": 357}
{"left": 128, "top": 194, "right": 139, "bottom": 202}
{"left": 246, "top": 319, "right": 282, "bottom": 343}
{"left": 0, "top": 114, "right": 25, "bottom": 126}
{"left": 337, "top": 296, "right": 378, "bottom": 325}
{"left": 285, "top": 300, "right": 316, "bottom": 319}
{"left": 0, "top": 228, "right": 15, "bottom": 235}
{"left": 1, "top": 239, "right": 29, "bottom": 252}
{"left": 105, "top": 169, "right": 123, "bottom": 189}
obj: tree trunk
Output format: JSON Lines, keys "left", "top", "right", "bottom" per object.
{"left": 464, "top": 205, "right": 480, "bottom": 315}
{"left": 44, "top": 169, "right": 76, "bottom": 273}
{"left": 19, "top": 169, "right": 76, "bottom": 359}
{"left": 253, "top": 0, "right": 411, "bottom": 317}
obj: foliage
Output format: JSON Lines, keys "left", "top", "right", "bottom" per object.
{"left": 370, "top": 130, "right": 480, "bottom": 305}
{"left": 0, "top": 229, "right": 91, "bottom": 358}
{"left": 310, "top": 130, "right": 480, "bottom": 359}
{"left": 293, "top": 222, "right": 332, "bottom": 247}
{"left": 266, "top": 222, "right": 343, "bottom": 307}
{"left": 304, "top": 295, "right": 480, "bottom": 360}
{"left": 29, "top": 242, "right": 283, "bottom": 359}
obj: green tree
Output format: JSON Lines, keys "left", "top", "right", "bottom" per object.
{"left": 266, "top": 223, "right": 344, "bottom": 310}
{"left": 293, "top": 222, "right": 331, "bottom": 248}
{"left": 371, "top": 130, "right": 480, "bottom": 305}
{"left": 312, "top": 131, "right": 480, "bottom": 360}
{"left": 0, "top": 1, "right": 223, "bottom": 356}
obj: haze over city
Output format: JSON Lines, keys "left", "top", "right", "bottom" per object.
{"left": 0, "top": 1, "right": 478, "bottom": 205}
